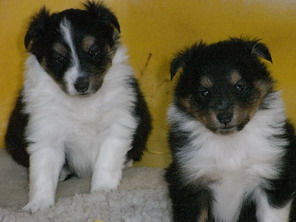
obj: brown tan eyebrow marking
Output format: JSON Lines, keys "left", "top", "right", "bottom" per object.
{"left": 82, "top": 35, "right": 96, "bottom": 52}
{"left": 200, "top": 76, "right": 213, "bottom": 88}
{"left": 53, "top": 42, "right": 68, "bottom": 56}
{"left": 230, "top": 71, "right": 242, "bottom": 84}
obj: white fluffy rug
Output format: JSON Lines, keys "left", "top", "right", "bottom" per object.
{"left": 0, "top": 149, "right": 172, "bottom": 222}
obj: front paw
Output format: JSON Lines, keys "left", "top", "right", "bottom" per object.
{"left": 91, "top": 168, "right": 122, "bottom": 193}
{"left": 22, "top": 198, "right": 54, "bottom": 213}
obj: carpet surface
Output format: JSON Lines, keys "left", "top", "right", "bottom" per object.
{"left": 0, "top": 149, "right": 171, "bottom": 222}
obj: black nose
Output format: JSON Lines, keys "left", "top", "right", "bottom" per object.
{"left": 217, "top": 112, "right": 233, "bottom": 125}
{"left": 74, "top": 77, "right": 89, "bottom": 93}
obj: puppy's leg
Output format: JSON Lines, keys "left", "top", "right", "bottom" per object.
{"left": 23, "top": 145, "right": 65, "bottom": 213}
{"left": 91, "top": 123, "right": 135, "bottom": 192}
{"left": 165, "top": 166, "right": 212, "bottom": 222}
{"left": 256, "top": 191, "right": 292, "bottom": 222}
{"left": 237, "top": 198, "right": 257, "bottom": 222}
{"left": 169, "top": 184, "right": 211, "bottom": 222}
{"left": 91, "top": 138, "right": 130, "bottom": 192}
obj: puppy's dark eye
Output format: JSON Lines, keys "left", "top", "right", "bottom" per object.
{"left": 88, "top": 49, "right": 99, "bottom": 57}
{"left": 199, "top": 88, "right": 210, "bottom": 97}
{"left": 55, "top": 55, "right": 67, "bottom": 64}
{"left": 234, "top": 83, "right": 245, "bottom": 92}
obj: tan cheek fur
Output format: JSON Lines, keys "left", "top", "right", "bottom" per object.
{"left": 178, "top": 96, "right": 217, "bottom": 130}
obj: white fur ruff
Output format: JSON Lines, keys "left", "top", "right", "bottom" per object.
{"left": 168, "top": 92, "right": 291, "bottom": 222}
{"left": 22, "top": 46, "right": 139, "bottom": 213}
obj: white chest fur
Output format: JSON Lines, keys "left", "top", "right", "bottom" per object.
{"left": 188, "top": 132, "right": 284, "bottom": 221}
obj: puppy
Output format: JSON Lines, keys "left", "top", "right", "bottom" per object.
{"left": 5, "top": 1, "right": 151, "bottom": 213}
{"left": 165, "top": 38, "right": 296, "bottom": 222}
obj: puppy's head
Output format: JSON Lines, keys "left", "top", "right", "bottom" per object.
{"left": 25, "top": 1, "right": 120, "bottom": 96}
{"left": 171, "top": 38, "right": 274, "bottom": 135}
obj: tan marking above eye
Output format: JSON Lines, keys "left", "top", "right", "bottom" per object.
{"left": 200, "top": 76, "right": 213, "bottom": 88}
{"left": 53, "top": 42, "right": 68, "bottom": 56}
{"left": 230, "top": 71, "right": 242, "bottom": 85}
{"left": 82, "top": 35, "right": 96, "bottom": 52}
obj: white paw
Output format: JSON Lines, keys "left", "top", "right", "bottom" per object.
{"left": 91, "top": 168, "right": 122, "bottom": 193}
{"left": 22, "top": 199, "right": 54, "bottom": 214}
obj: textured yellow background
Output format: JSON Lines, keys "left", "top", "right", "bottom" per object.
{"left": 0, "top": 0, "right": 296, "bottom": 167}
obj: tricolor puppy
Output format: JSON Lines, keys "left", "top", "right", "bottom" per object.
{"left": 5, "top": 1, "right": 151, "bottom": 213}
{"left": 165, "top": 38, "right": 296, "bottom": 222}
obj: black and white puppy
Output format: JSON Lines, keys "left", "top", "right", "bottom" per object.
{"left": 5, "top": 1, "right": 151, "bottom": 213}
{"left": 165, "top": 38, "right": 296, "bottom": 222}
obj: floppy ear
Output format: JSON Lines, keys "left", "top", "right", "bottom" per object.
{"left": 170, "top": 42, "right": 206, "bottom": 80}
{"left": 24, "top": 7, "right": 50, "bottom": 51}
{"left": 170, "top": 52, "right": 187, "bottom": 80}
{"left": 251, "top": 41, "right": 272, "bottom": 63}
{"left": 231, "top": 38, "right": 272, "bottom": 63}
{"left": 84, "top": 1, "right": 120, "bottom": 39}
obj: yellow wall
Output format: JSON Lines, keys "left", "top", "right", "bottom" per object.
{"left": 1, "top": 0, "right": 296, "bottom": 167}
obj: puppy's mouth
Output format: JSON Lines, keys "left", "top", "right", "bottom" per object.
{"left": 66, "top": 88, "right": 96, "bottom": 97}
{"left": 216, "top": 125, "right": 237, "bottom": 135}
{"left": 78, "top": 92, "right": 91, "bottom": 96}
{"left": 215, "top": 121, "right": 248, "bottom": 135}
{"left": 73, "top": 89, "right": 98, "bottom": 97}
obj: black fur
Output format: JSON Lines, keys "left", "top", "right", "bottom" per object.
{"left": 5, "top": 1, "right": 151, "bottom": 168}
{"left": 165, "top": 38, "right": 296, "bottom": 222}
{"left": 6, "top": 1, "right": 151, "bottom": 214}
{"left": 127, "top": 78, "right": 152, "bottom": 161}
{"left": 5, "top": 92, "right": 30, "bottom": 167}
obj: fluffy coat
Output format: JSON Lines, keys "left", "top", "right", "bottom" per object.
{"left": 165, "top": 38, "right": 296, "bottom": 222}
{"left": 5, "top": 2, "right": 151, "bottom": 213}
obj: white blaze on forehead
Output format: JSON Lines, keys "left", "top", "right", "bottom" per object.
{"left": 59, "top": 18, "right": 81, "bottom": 95}
{"left": 60, "top": 19, "right": 80, "bottom": 69}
